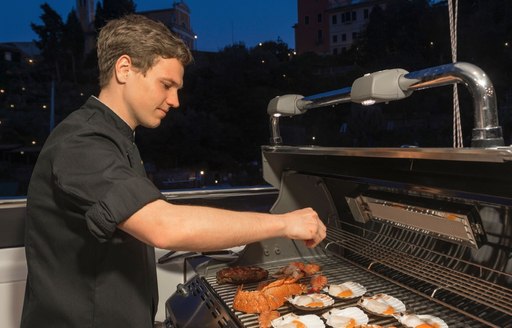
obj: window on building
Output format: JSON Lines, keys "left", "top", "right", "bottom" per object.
{"left": 317, "top": 30, "right": 323, "bottom": 44}
{"left": 341, "top": 34, "right": 346, "bottom": 42}
{"left": 352, "top": 32, "right": 358, "bottom": 40}
{"left": 339, "top": 122, "right": 348, "bottom": 134}
{"left": 333, "top": 48, "right": 338, "bottom": 55}
{"left": 386, "top": 121, "right": 395, "bottom": 131}
{"left": 332, "top": 35, "right": 338, "bottom": 43}
{"left": 364, "top": 9, "right": 369, "bottom": 19}
{"left": 317, "top": 13, "right": 322, "bottom": 23}
{"left": 352, "top": 11, "right": 357, "bottom": 21}
{"left": 341, "top": 12, "right": 350, "bottom": 23}
{"left": 305, "top": 15, "right": 309, "bottom": 25}
{"left": 332, "top": 14, "right": 337, "bottom": 25}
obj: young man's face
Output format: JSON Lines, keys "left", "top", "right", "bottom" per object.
{"left": 124, "top": 57, "right": 184, "bottom": 129}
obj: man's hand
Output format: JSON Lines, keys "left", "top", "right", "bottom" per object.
{"left": 280, "top": 208, "right": 326, "bottom": 248}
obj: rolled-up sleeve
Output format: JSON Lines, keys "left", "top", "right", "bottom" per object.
{"left": 85, "top": 177, "right": 164, "bottom": 241}
{"left": 52, "top": 128, "right": 164, "bottom": 242}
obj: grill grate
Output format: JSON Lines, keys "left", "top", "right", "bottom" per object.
{"left": 326, "top": 224, "right": 512, "bottom": 314}
{"left": 324, "top": 224, "right": 512, "bottom": 327}
{"left": 204, "top": 255, "right": 492, "bottom": 328}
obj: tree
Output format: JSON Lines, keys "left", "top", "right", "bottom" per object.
{"left": 94, "top": 0, "right": 137, "bottom": 31}
{"left": 62, "top": 10, "right": 85, "bottom": 84}
{"left": 31, "top": 3, "right": 64, "bottom": 82}
{"left": 354, "top": 4, "right": 388, "bottom": 67}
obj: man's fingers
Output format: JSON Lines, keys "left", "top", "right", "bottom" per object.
{"left": 304, "top": 218, "right": 326, "bottom": 248}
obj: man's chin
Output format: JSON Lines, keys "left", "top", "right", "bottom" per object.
{"left": 142, "top": 120, "right": 162, "bottom": 129}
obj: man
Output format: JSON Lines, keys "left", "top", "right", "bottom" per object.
{"left": 21, "top": 14, "right": 326, "bottom": 328}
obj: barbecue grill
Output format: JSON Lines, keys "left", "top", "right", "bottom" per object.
{"left": 164, "top": 63, "right": 512, "bottom": 328}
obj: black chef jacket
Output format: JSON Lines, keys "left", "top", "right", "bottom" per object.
{"left": 21, "top": 96, "right": 165, "bottom": 328}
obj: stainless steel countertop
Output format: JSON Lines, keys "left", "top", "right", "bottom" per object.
{"left": 261, "top": 146, "right": 512, "bottom": 163}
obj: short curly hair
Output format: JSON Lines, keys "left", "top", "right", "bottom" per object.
{"left": 97, "top": 14, "right": 193, "bottom": 88}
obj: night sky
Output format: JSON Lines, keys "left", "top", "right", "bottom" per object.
{"left": 0, "top": 0, "right": 297, "bottom": 51}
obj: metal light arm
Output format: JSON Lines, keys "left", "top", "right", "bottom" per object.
{"left": 267, "top": 62, "right": 503, "bottom": 147}
{"left": 401, "top": 62, "right": 503, "bottom": 147}
{"left": 350, "top": 62, "right": 504, "bottom": 147}
{"left": 267, "top": 88, "right": 352, "bottom": 145}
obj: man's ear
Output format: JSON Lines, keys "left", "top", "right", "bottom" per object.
{"left": 114, "top": 55, "right": 132, "bottom": 84}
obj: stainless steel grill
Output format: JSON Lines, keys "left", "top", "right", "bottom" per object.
{"left": 169, "top": 176, "right": 512, "bottom": 327}
{"left": 165, "top": 63, "right": 512, "bottom": 328}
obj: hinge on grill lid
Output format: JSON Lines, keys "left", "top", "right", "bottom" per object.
{"left": 347, "top": 191, "right": 486, "bottom": 249}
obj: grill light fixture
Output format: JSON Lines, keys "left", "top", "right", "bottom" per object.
{"left": 350, "top": 68, "right": 413, "bottom": 105}
{"left": 361, "top": 99, "right": 376, "bottom": 106}
{"left": 267, "top": 94, "right": 308, "bottom": 117}
{"left": 267, "top": 89, "right": 351, "bottom": 145}
{"left": 267, "top": 94, "right": 310, "bottom": 145}
{"left": 267, "top": 62, "right": 503, "bottom": 147}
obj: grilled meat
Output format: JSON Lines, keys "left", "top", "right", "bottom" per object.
{"left": 216, "top": 266, "right": 269, "bottom": 285}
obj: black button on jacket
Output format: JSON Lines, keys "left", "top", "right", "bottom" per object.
{"left": 22, "top": 97, "right": 165, "bottom": 328}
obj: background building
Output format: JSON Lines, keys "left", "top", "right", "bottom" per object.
{"left": 328, "top": 0, "right": 387, "bottom": 55}
{"left": 76, "top": 0, "right": 196, "bottom": 53}
{"left": 139, "top": 1, "right": 196, "bottom": 50}
{"left": 0, "top": 42, "right": 39, "bottom": 64}
{"left": 294, "top": 0, "right": 331, "bottom": 55}
{"left": 295, "top": 0, "right": 387, "bottom": 55}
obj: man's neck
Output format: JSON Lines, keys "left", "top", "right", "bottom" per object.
{"left": 98, "top": 87, "right": 136, "bottom": 130}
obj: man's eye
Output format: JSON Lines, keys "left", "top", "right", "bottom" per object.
{"left": 162, "top": 83, "right": 171, "bottom": 90}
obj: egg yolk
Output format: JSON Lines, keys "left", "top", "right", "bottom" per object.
{"left": 382, "top": 305, "right": 395, "bottom": 315}
{"left": 306, "top": 301, "right": 325, "bottom": 307}
{"left": 292, "top": 320, "right": 306, "bottom": 328}
{"left": 416, "top": 324, "right": 438, "bottom": 328}
{"left": 337, "top": 289, "right": 353, "bottom": 298}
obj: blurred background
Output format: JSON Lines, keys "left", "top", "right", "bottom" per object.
{"left": 0, "top": 0, "right": 511, "bottom": 196}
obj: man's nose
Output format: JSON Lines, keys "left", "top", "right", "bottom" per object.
{"left": 166, "top": 90, "right": 180, "bottom": 109}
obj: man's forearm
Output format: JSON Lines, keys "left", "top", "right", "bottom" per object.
{"left": 119, "top": 199, "right": 287, "bottom": 250}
